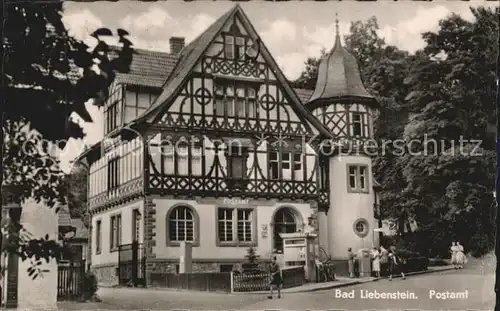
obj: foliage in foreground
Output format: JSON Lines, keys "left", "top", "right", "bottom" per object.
{"left": 2, "top": 1, "right": 134, "bottom": 278}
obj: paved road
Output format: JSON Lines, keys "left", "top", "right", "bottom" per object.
{"left": 239, "top": 268, "right": 494, "bottom": 310}
{"left": 67, "top": 257, "right": 494, "bottom": 311}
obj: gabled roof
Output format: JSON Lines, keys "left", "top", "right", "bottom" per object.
{"left": 307, "top": 23, "right": 375, "bottom": 105}
{"left": 113, "top": 47, "right": 177, "bottom": 87}
{"left": 135, "top": 6, "right": 238, "bottom": 121}
{"left": 132, "top": 4, "right": 333, "bottom": 139}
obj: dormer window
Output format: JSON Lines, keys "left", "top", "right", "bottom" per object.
{"left": 224, "top": 35, "right": 245, "bottom": 60}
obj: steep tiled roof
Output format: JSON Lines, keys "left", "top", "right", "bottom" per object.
{"left": 294, "top": 88, "right": 314, "bottom": 103}
{"left": 307, "top": 29, "right": 374, "bottom": 105}
{"left": 126, "top": 48, "right": 178, "bottom": 79}
{"left": 58, "top": 206, "right": 72, "bottom": 227}
{"left": 58, "top": 206, "right": 88, "bottom": 240}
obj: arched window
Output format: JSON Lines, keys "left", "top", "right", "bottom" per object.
{"left": 168, "top": 206, "right": 196, "bottom": 243}
{"left": 273, "top": 207, "right": 299, "bottom": 253}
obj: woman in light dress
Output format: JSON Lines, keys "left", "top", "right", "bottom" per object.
{"left": 371, "top": 247, "right": 381, "bottom": 277}
{"left": 450, "top": 242, "right": 458, "bottom": 268}
{"left": 455, "top": 241, "right": 467, "bottom": 269}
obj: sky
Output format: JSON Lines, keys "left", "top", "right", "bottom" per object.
{"left": 58, "top": 1, "right": 495, "bottom": 173}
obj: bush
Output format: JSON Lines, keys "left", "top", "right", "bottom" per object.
{"left": 395, "top": 249, "right": 421, "bottom": 259}
{"left": 82, "top": 270, "right": 99, "bottom": 302}
{"left": 429, "top": 258, "right": 449, "bottom": 266}
{"left": 400, "top": 257, "right": 429, "bottom": 273}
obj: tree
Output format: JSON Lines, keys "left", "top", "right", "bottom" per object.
{"left": 292, "top": 8, "right": 497, "bottom": 257}
{"left": 1, "top": 1, "right": 134, "bottom": 277}
{"left": 242, "top": 246, "right": 260, "bottom": 273}
{"left": 400, "top": 6, "right": 498, "bottom": 256}
{"left": 291, "top": 48, "right": 326, "bottom": 90}
{"left": 64, "top": 165, "right": 89, "bottom": 227}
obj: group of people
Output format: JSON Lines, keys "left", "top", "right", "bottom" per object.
{"left": 266, "top": 241, "right": 467, "bottom": 299}
{"left": 348, "top": 246, "right": 406, "bottom": 281}
{"left": 450, "top": 241, "right": 467, "bottom": 269}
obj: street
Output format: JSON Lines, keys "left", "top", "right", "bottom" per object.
{"left": 61, "top": 258, "right": 494, "bottom": 311}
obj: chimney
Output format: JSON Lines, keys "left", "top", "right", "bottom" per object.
{"left": 169, "top": 37, "right": 185, "bottom": 55}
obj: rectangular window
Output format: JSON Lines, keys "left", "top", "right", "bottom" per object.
{"left": 225, "top": 36, "right": 234, "bottom": 59}
{"left": 347, "top": 165, "right": 368, "bottom": 192}
{"left": 214, "top": 83, "right": 258, "bottom": 119}
{"left": 269, "top": 151, "right": 279, "bottom": 180}
{"left": 163, "top": 144, "right": 175, "bottom": 174}
{"left": 237, "top": 209, "right": 252, "bottom": 242}
{"left": 110, "top": 214, "right": 122, "bottom": 251}
{"left": 217, "top": 208, "right": 254, "bottom": 245}
{"left": 247, "top": 89, "right": 256, "bottom": 118}
{"left": 107, "top": 157, "right": 120, "bottom": 191}
{"left": 106, "top": 102, "right": 119, "bottom": 134}
{"left": 269, "top": 152, "right": 294, "bottom": 180}
{"left": 177, "top": 145, "right": 188, "bottom": 175}
{"left": 192, "top": 146, "right": 202, "bottom": 176}
{"left": 218, "top": 208, "right": 233, "bottom": 242}
{"left": 293, "top": 153, "right": 302, "bottom": 180}
{"left": 235, "top": 37, "right": 245, "bottom": 59}
{"left": 95, "top": 220, "right": 102, "bottom": 254}
{"left": 352, "top": 113, "right": 363, "bottom": 136}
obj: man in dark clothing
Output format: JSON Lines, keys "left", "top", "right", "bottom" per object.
{"left": 268, "top": 256, "right": 281, "bottom": 299}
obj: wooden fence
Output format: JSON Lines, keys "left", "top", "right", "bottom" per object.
{"left": 149, "top": 272, "right": 232, "bottom": 292}
{"left": 149, "top": 266, "right": 306, "bottom": 293}
{"left": 57, "top": 262, "right": 85, "bottom": 301}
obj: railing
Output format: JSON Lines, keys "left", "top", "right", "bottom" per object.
{"left": 148, "top": 266, "right": 306, "bottom": 293}
{"left": 149, "top": 272, "right": 232, "bottom": 293}
{"left": 232, "top": 266, "right": 305, "bottom": 292}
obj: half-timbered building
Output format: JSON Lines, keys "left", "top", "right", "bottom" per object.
{"left": 76, "top": 5, "right": 381, "bottom": 285}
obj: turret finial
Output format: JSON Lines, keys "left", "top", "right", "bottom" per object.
{"left": 334, "top": 13, "right": 341, "bottom": 47}
{"left": 335, "top": 13, "right": 339, "bottom": 36}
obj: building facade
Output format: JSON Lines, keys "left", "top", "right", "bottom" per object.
{"left": 77, "top": 5, "right": 380, "bottom": 285}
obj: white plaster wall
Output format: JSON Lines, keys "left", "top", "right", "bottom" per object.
{"left": 91, "top": 200, "right": 144, "bottom": 266}
{"left": 327, "top": 155, "right": 376, "bottom": 259}
{"left": 152, "top": 198, "right": 314, "bottom": 260}
{"left": 18, "top": 199, "right": 58, "bottom": 309}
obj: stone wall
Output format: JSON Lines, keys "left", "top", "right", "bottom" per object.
{"left": 92, "top": 264, "right": 118, "bottom": 286}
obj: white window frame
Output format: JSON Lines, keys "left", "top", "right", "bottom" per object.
{"left": 352, "top": 112, "right": 364, "bottom": 136}
{"left": 217, "top": 208, "right": 255, "bottom": 246}
{"left": 347, "top": 164, "right": 369, "bottom": 193}
{"left": 168, "top": 206, "right": 196, "bottom": 243}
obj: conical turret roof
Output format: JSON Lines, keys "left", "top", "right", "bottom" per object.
{"left": 307, "top": 17, "right": 375, "bottom": 105}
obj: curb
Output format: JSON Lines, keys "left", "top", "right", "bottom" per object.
{"left": 97, "top": 266, "right": 455, "bottom": 294}
{"left": 287, "top": 266, "right": 456, "bottom": 293}
{"left": 235, "top": 266, "right": 455, "bottom": 294}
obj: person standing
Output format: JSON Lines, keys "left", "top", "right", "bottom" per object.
{"left": 347, "top": 248, "right": 356, "bottom": 278}
{"left": 450, "top": 242, "right": 458, "bottom": 269}
{"left": 267, "top": 256, "right": 282, "bottom": 299}
{"left": 455, "top": 241, "right": 467, "bottom": 269}
{"left": 388, "top": 248, "right": 405, "bottom": 281}
{"left": 371, "top": 247, "right": 381, "bottom": 277}
{"left": 379, "top": 246, "right": 389, "bottom": 277}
